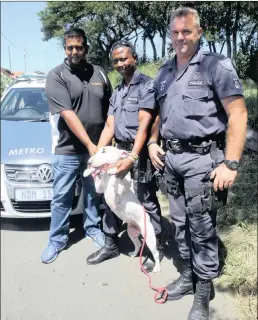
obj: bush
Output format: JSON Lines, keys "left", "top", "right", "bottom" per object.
{"left": 0, "top": 74, "right": 12, "bottom": 97}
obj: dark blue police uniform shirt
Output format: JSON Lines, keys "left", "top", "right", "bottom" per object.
{"left": 154, "top": 48, "right": 244, "bottom": 140}
{"left": 108, "top": 69, "right": 155, "bottom": 142}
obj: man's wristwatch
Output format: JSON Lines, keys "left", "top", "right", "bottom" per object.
{"left": 224, "top": 160, "right": 240, "bottom": 171}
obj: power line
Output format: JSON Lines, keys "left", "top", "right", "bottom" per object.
{"left": 1, "top": 32, "right": 25, "bottom": 51}
{"left": 1, "top": 32, "right": 28, "bottom": 71}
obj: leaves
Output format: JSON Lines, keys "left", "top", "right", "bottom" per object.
{"left": 38, "top": 2, "right": 258, "bottom": 82}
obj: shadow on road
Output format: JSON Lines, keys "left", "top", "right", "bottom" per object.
{"left": 210, "top": 307, "right": 238, "bottom": 320}
{"left": 0, "top": 214, "right": 83, "bottom": 232}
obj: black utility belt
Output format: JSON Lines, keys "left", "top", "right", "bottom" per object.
{"left": 115, "top": 139, "right": 134, "bottom": 151}
{"left": 164, "top": 135, "right": 225, "bottom": 155}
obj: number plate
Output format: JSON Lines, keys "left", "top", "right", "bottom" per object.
{"left": 15, "top": 188, "right": 53, "bottom": 201}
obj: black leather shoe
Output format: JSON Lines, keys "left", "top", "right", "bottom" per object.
{"left": 141, "top": 234, "right": 164, "bottom": 273}
{"left": 187, "top": 279, "right": 212, "bottom": 320}
{"left": 165, "top": 259, "right": 194, "bottom": 301}
{"left": 86, "top": 235, "right": 119, "bottom": 265}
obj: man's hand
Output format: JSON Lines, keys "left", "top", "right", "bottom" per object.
{"left": 148, "top": 143, "right": 165, "bottom": 170}
{"left": 210, "top": 162, "right": 237, "bottom": 192}
{"left": 87, "top": 143, "right": 98, "bottom": 156}
{"left": 115, "top": 158, "right": 134, "bottom": 179}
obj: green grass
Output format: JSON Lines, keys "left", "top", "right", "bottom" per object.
{"left": 243, "top": 84, "right": 258, "bottom": 131}
{"left": 216, "top": 150, "right": 257, "bottom": 319}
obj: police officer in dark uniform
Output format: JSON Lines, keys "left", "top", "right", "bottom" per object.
{"left": 148, "top": 7, "right": 247, "bottom": 320}
{"left": 86, "top": 40, "right": 163, "bottom": 272}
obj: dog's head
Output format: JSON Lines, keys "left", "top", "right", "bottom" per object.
{"left": 83, "top": 146, "right": 128, "bottom": 178}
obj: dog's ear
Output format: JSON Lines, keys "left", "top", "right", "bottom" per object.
{"left": 120, "top": 150, "right": 129, "bottom": 159}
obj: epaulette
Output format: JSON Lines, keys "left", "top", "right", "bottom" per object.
{"left": 203, "top": 51, "right": 235, "bottom": 70}
{"left": 202, "top": 51, "right": 226, "bottom": 61}
{"left": 159, "top": 59, "right": 172, "bottom": 69}
{"left": 140, "top": 73, "right": 153, "bottom": 82}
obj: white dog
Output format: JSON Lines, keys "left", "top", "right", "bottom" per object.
{"left": 83, "top": 146, "right": 161, "bottom": 273}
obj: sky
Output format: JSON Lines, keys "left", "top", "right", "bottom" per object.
{"left": 1, "top": 2, "right": 66, "bottom": 73}
{"left": 1, "top": 1, "right": 163, "bottom": 74}
{"left": 1, "top": 2, "right": 224, "bottom": 74}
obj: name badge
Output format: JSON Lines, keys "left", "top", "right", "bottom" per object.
{"left": 188, "top": 80, "right": 203, "bottom": 86}
{"left": 127, "top": 97, "right": 138, "bottom": 103}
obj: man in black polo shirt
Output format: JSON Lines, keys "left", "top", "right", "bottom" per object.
{"left": 41, "top": 28, "right": 112, "bottom": 264}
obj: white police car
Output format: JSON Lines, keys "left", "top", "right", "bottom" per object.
{"left": 1, "top": 79, "right": 84, "bottom": 218}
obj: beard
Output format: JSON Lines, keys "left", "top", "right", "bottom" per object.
{"left": 71, "top": 57, "right": 81, "bottom": 65}
{"left": 68, "top": 56, "right": 87, "bottom": 70}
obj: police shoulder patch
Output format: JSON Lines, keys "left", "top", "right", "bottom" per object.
{"left": 145, "top": 80, "right": 154, "bottom": 90}
{"left": 219, "top": 58, "right": 233, "bottom": 71}
{"left": 159, "top": 59, "right": 171, "bottom": 69}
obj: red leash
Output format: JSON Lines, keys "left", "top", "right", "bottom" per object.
{"left": 139, "top": 206, "right": 168, "bottom": 304}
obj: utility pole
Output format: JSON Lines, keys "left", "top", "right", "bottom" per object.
{"left": 44, "top": 49, "right": 47, "bottom": 73}
{"left": 8, "top": 46, "right": 12, "bottom": 71}
{"left": 24, "top": 50, "right": 27, "bottom": 72}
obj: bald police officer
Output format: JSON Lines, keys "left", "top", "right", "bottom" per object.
{"left": 86, "top": 40, "right": 163, "bottom": 272}
{"left": 148, "top": 7, "right": 247, "bottom": 320}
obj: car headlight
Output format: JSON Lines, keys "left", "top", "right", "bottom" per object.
{"left": 1, "top": 164, "right": 8, "bottom": 201}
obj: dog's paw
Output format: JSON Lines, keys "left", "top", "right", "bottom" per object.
{"left": 83, "top": 168, "right": 94, "bottom": 177}
{"left": 153, "top": 265, "right": 161, "bottom": 273}
{"left": 107, "top": 167, "right": 117, "bottom": 175}
{"left": 128, "top": 250, "right": 139, "bottom": 258}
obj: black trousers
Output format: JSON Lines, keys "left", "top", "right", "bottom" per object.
{"left": 165, "top": 147, "right": 225, "bottom": 280}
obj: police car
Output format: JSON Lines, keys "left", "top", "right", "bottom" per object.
{"left": 0, "top": 79, "right": 84, "bottom": 218}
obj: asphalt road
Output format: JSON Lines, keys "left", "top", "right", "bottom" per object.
{"left": 1, "top": 215, "right": 238, "bottom": 320}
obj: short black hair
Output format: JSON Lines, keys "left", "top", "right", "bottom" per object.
{"left": 110, "top": 40, "right": 136, "bottom": 56}
{"left": 63, "top": 28, "right": 87, "bottom": 47}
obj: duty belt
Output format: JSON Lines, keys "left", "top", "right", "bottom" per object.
{"left": 165, "top": 133, "right": 225, "bottom": 155}
{"left": 115, "top": 139, "right": 134, "bottom": 151}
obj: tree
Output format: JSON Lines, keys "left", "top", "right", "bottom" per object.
{"left": 38, "top": 2, "right": 138, "bottom": 71}
{"left": 0, "top": 74, "right": 12, "bottom": 97}
{"left": 197, "top": 1, "right": 258, "bottom": 82}
{"left": 125, "top": 2, "right": 177, "bottom": 60}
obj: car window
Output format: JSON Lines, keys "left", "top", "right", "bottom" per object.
{"left": 1, "top": 88, "right": 50, "bottom": 121}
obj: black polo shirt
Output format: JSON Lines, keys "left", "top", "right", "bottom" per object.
{"left": 46, "top": 59, "right": 112, "bottom": 155}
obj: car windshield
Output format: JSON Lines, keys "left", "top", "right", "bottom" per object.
{"left": 1, "top": 87, "right": 50, "bottom": 121}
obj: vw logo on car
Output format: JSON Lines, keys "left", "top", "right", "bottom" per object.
{"left": 36, "top": 164, "right": 53, "bottom": 183}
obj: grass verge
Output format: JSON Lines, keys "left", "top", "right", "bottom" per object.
{"left": 216, "top": 150, "right": 257, "bottom": 319}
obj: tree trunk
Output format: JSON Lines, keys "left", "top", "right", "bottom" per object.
{"left": 220, "top": 40, "right": 226, "bottom": 54}
{"left": 102, "top": 53, "right": 109, "bottom": 74}
{"left": 208, "top": 42, "right": 212, "bottom": 52}
{"left": 148, "top": 36, "right": 157, "bottom": 61}
{"left": 232, "top": 2, "right": 241, "bottom": 60}
{"left": 226, "top": 27, "right": 231, "bottom": 58}
{"left": 142, "top": 36, "right": 146, "bottom": 63}
{"left": 161, "top": 32, "right": 166, "bottom": 58}
{"left": 232, "top": 31, "right": 237, "bottom": 59}
{"left": 212, "top": 42, "right": 217, "bottom": 53}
